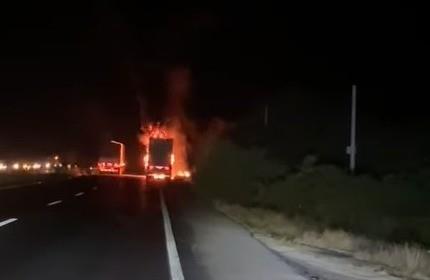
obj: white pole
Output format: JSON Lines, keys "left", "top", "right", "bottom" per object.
{"left": 264, "top": 104, "right": 269, "bottom": 127}
{"left": 349, "top": 85, "right": 357, "bottom": 172}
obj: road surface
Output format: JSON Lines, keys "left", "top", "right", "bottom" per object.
{"left": 0, "top": 176, "right": 308, "bottom": 280}
{"left": 0, "top": 176, "right": 197, "bottom": 280}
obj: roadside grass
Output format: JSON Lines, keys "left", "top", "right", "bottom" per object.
{"left": 216, "top": 201, "right": 430, "bottom": 279}
{"left": 195, "top": 139, "right": 430, "bottom": 279}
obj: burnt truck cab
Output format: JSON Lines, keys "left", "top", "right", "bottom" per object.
{"left": 144, "top": 138, "right": 174, "bottom": 182}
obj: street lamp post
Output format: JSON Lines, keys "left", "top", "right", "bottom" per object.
{"left": 110, "top": 140, "right": 125, "bottom": 175}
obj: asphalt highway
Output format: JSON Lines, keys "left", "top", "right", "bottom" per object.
{"left": 0, "top": 176, "right": 203, "bottom": 280}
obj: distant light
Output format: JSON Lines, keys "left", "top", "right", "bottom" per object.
{"left": 67, "top": 164, "right": 71, "bottom": 169}
{"left": 54, "top": 155, "right": 59, "bottom": 161}
{"left": 23, "top": 163, "right": 31, "bottom": 170}
{"left": 58, "top": 163, "right": 63, "bottom": 168}
{"left": 0, "top": 163, "right": 7, "bottom": 171}
{"left": 12, "top": 163, "right": 20, "bottom": 170}
{"left": 45, "top": 162, "right": 51, "bottom": 169}
{"left": 32, "top": 163, "right": 41, "bottom": 170}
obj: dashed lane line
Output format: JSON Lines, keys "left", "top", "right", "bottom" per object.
{"left": 0, "top": 181, "right": 43, "bottom": 191}
{"left": 0, "top": 218, "right": 18, "bottom": 228}
{"left": 46, "top": 200, "right": 62, "bottom": 206}
{"left": 74, "top": 192, "right": 85, "bottom": 197}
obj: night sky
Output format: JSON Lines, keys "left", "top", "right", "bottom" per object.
{"left": 0, "top": 2, "right": 422, "bottom": 165}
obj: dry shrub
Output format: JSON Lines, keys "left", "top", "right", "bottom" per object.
{"left": 216, "top": 201, "right": 430, "bottom": 279}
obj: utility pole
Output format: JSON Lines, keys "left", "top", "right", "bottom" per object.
{"left": 347, "top": 85, "right": 357, "bottom": 173}
{"left": 264, "top": 104, "right": 269, "bottom": 127}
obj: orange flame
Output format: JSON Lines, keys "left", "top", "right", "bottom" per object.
{"left": 139, "top": 121, "right": 190, "bottom": 177}
{"left": 138, "top": 67, "right": 193, "bottom": 178}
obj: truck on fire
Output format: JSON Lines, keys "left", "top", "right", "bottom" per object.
{"left": 144, "top": 137, "right": 174, "bottom": 181}
{"left": 141, "top": 121, "right": 191, "bottom": 182}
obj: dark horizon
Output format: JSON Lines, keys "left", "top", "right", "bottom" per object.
{"left": 0, "top": 3, "right": 423, "bottom": 165}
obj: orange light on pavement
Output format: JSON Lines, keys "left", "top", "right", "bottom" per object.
{"left": 153, "top": 173, "right": 167, "bottom": 180}
{"left": 175, "top": 170, "right": 191, "bottom": 179}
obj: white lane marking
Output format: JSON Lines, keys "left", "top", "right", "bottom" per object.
{"left": 160, "top": 190, "right": 185, "bottom": 280}
{"left": 74, "top": 192, "right": 84, "bottom": 197}
{"left": 92, "top": 186, "right": 98, "bottom": 190}
{"left": 0, "top": 181, "right": 43, "bottom": 191}
{"left": 0, "top": 218, "right": 18, "bottom": 228}
{"left": 47, "top": 200, "right": 62, "bottom": 206}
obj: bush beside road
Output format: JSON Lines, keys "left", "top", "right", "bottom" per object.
{"left": 195, "top": 140, "right": 430, "bottom": 278}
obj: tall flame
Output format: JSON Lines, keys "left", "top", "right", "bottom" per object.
{"left": 138, "top": 66, "right": 194, "bottom": 178}
{"left": 165, "top": 67, "right": 192, "bottom": 176}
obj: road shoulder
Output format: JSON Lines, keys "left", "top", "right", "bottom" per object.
{"left": 165, "top": 188, "right": 307, "bottom": 280}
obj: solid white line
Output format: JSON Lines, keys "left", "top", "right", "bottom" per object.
{"left": 0, "top": 218, "right": 18, "bottom": 228}
{"left": 47, "top": 200, "right": 62, "bottom": 206}
{"left": 160, "top": 190, "right": 185, "bottom": 280}
{"left": 0, "top": 181, "right": 43, "bottom": 191}
{"left": 74, "top": 192, "right": 84, "bottom": 197}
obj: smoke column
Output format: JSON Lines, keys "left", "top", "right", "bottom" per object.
{"left": 165, "top": 67, "right": 192, "bottom": 175}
